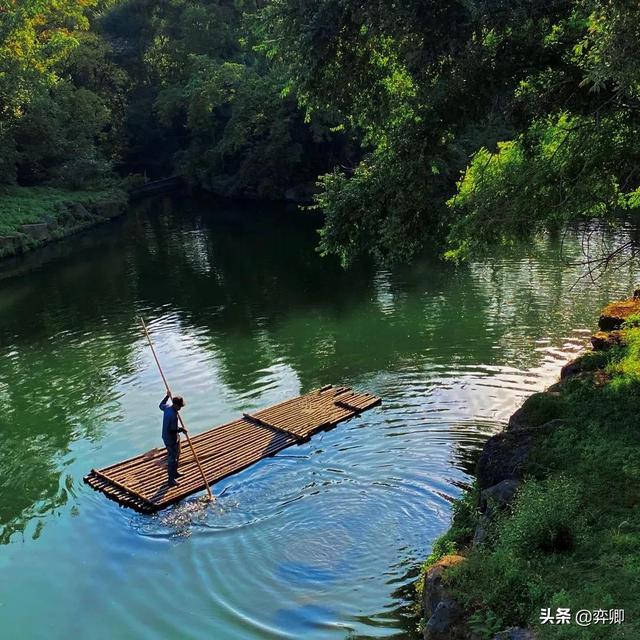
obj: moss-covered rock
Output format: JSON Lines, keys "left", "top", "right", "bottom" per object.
{"left": 591, "top": 330, "right": 623, "bottom": 350}
{"left": 422, "top": 555, "right": 470, "bottom": 640}
{"left": 506, "top": 392, "right": 564, "bottom": 432}
{"left": 599, "top": 298, "right": 640, "bottom": 331}
{"left": 0, "top": 235, "right": 22, "bottom": 256}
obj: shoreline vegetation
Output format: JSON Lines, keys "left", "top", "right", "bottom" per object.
{"left": 0, "top": 185, "right": 127, "bottom": 259}
{"left": 417, "top": 293, "right": 640, "bottom": 639}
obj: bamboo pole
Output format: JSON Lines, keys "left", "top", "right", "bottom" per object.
{"left": 139, "top": 317, "right": 214, "bottom": 501}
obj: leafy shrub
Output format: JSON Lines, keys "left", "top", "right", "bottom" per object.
{"left": 450, "top": 486, "right": 480, "bottom": 541}
{"left": 421, "top": 487, "right": 479, "bottom": 565}
{"left": 499, "top": 476, "right": 582, "bottom": 555}
{"left": 468, "top": 609, "right": 505, "bottom": 639}
{"left": 448, "top": 547, "right": 549, "bottom": 626}
{"left": 622, "top": 313, "right": 640, "bottom": 329}
{"left": 608, "top": 326, "right": 640, "bottom": 382}
{"left": 576, "top": 350, "right": 611, "bottom": 372}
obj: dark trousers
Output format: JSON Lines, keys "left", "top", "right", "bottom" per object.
{"left": 164, "top": 438, "right": 180, "bottom": 481}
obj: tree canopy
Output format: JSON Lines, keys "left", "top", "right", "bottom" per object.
{"left": 1, "top": 0, "right": 639, "bottom": 265}
{"left": 260, "top": 0, "right": 640, "bottom": 264}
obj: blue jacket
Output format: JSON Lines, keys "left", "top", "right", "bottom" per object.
{"left": 160, "top": 395, "right": 180, "bottom": 444}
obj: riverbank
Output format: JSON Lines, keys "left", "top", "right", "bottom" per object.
{"left": 419, "top": 293, "right": 640, "bottom": 639}
{"left": 0, "top": 185, "right": 127, "bottom": 259}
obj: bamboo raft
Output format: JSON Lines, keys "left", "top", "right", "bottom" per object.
{"left": 84, "top": 385, "right": 381, "bottom": 513}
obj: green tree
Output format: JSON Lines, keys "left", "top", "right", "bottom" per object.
{"left": 447, "top": 1, "right": 640, "bottom": 262}
{"left": 0, "top": 0, "right": 123, "bottom": 187}
{"left": 0, "top": 0, "right": 97, "bottom": 181}
{"left": 103, "top": 0, "right": 348, "bottom": 197}
{"left": 258, "top": 0, "right": 640, "bottom": 265}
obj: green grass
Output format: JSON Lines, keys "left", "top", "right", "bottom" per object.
{"left": 422, "top": 321, "right": 640, "bottom": 639}
{"left": 0, "top": 185, "right": 122, "bottom": 235}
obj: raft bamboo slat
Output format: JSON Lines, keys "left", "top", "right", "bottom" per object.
{"left": 84, "top": 385, "right": 381, "bottom": 513}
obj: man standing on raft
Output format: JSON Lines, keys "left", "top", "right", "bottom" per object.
{"left": 160, "top": 391, "right": 187, "bottom": 486}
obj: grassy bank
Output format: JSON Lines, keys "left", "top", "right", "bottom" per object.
{"left": 420, "top": 316, "right": 640, "bottom": 638}
{"left": 0, "top": 185, "right": 127, "bottom": 256}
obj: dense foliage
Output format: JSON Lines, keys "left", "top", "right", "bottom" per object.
{"left": 0, "top": 1, "right": 351, "bottom": 199}
{"left": 0, "top": 1, "right": 124, "bottom": 186}
{"left": 100, "top": 0, "right": 355, "bottom": 197}
{"left": 261, "top": 0, "right": 640, "bottom": 263}
{"left": 1, "top": 0, "right": 639, "bottom": 261}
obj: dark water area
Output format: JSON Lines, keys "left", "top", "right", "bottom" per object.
{"left": 1, "top": 195, "right": 639, "bottom": 639}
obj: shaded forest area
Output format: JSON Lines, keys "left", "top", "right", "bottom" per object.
{"left": 1, "top": 0, "right": 639, "bottom": 264}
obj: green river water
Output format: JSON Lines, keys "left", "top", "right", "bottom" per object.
{"left": 0, "top": 196, "right": 638, "bottom": 639}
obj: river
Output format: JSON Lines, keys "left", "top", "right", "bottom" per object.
{"left": 0, "top": 196, "right": 638, "bottom": 639}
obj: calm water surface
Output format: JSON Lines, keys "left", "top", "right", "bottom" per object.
{"left": 1, "top": 197, "right": 639, "bottom": 639}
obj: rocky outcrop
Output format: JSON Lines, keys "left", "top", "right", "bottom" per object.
{"left": 90, "top": 200, "right": 124, "bottom": 219}
{"left": 481, "top": 479, "right": 520, "bottom": 515}
{"left": 19, "top": 223, "right": 51, "bottom": 241}
{"left": 473, "top": 480, "right": 521, "bottom": 546}
{"left": 0, "top": 235, "right": 21, "bottom": 254}
{"left": 591, "top": 330, "right": 623, "bottom": 350}
{"left": 477, "top": 412, "right": 566, "bottom": 491}
{"left": 599, "top": 299, "right": 640, "bottom": 331}
{"left": 421, "top": 555, "right": 534, "bottom": 639}
{"left": 423, "top": 555, "right": 466, "bottom": 618}
{"left": 506, "top": 392, "right": 563, "bottom": 432}
{"left": 422, "top": 555, "right": 470, "bottom": 640}
{"left": 425, "top": 600, "right": 466, "bottom": 640}
{"left": 476, "top": 429, "right": 537, "bottom": 490}
{"left": 68, "top": 203, "right": 89, "bottom": 219}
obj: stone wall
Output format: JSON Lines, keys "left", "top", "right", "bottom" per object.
{"left": 0, "top": 197, "right": 127, "bottom": 259}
